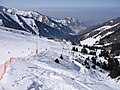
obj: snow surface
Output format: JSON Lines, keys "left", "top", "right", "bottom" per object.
{"left": 94, "top": 23, "right": 119, "bottom": 32}
{"left": 80, "top": 31, "right": 114, "bottom": 46}
{"left": 80, "top": 23, "right": 119, "bottom": 46}
{"left": 53, "top": 17, "right": 86, "bottom": 34}
{"left": 0, "top": 27, "right": 120, "bottom": 90}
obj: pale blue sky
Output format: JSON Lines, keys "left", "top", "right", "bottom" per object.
{"left": 0, "top": 0, "right": 120, "bottom": 25}
{"left": 1, "top": 0, "right": 120, "bottom": 8}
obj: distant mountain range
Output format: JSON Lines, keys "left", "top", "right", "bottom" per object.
{"left": 53, "top": 17, "right": 86, "bottom": 34}
{"left": 1, "top": 6, "right": 120, "bottom": 52}
{"left": 74, "top": 17, "right": 120, "bottom": 55}
{"left": 0, "top": 6, "right": 86, "bottom": 39}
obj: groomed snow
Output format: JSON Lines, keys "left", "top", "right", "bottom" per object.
{"left": 0, "top": 27, "right": 120, "bottom": 90}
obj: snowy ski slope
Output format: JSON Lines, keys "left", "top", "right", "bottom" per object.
{"left": 0, "top": 27, "right": 120, "bottom": 90}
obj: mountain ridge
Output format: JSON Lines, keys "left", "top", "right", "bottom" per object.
{"left": 0, "top": 6, "right": 86, "bottom": 39}
{"left": 73, "top": 17, "right": 120, "bottom": 57}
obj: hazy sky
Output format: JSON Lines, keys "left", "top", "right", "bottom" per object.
{"left": 1, "top": 0, "right": 120, "bottom": 8}
{"left": 0, "top": 0, "right": 120, "bottom": 25}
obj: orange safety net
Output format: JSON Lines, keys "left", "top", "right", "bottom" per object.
{"left": 0, "top": 49, "right": 40, "bottom": 80}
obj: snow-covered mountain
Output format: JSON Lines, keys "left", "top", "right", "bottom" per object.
{"left": 72, "top": 17, "right": 120, "bottom": 58}
{"left": 74, "top": 17, "right": 120, "bottom": 46}
{"left": 53, "top": 17, "right": 86, "bottom": 34}
{"left": 0, "top": 6, "right": 74, "bottom": 39}
{"left": 0, "top": 6, "right": 86, "bottom": 39}
{"left": 0, "top": 26, "right": 120, "bottom": 90}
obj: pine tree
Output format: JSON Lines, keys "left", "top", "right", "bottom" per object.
{"left": 81, "top": 47, "right": 88, "bottom": 54}
{"left": 91, "top": 56, "right": 97, "bottom": 69}
{"left": 109, "top": 66, "right": 120, "bottom": 78}
{"left": 91, "top": 56, "right": 96, "bottom": 65}
{"left": 84, "top": 59, "right": 90, "bottom": 69}
{"left": 55, "top": 58, "right": 59, "bottom": 63}
{"left": 76, "top": 48, "right": 78, "bottom": 52}
{"left": 102, "top": 61, "right": 108, "bottom": 70}
{"left": 92, "top": 65, "right": 96, "bottom": 69}
{"left": 72, "top": 47, "right": 76, "bottom": 51}
{"left": 60, "top": 54, "right": 63, "bottom": 59}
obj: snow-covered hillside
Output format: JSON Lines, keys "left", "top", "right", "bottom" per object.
{"left": 80, "top": 21, "right": 120, "bottom": 46}
{"left": 53, "top": 17, "right": 86, "bottom": 34}
{"left": 0, "top": 6, "right": 75, "bottom": 39}
{"left": 0, "top": 27, "right": 120, "bottom": 90}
